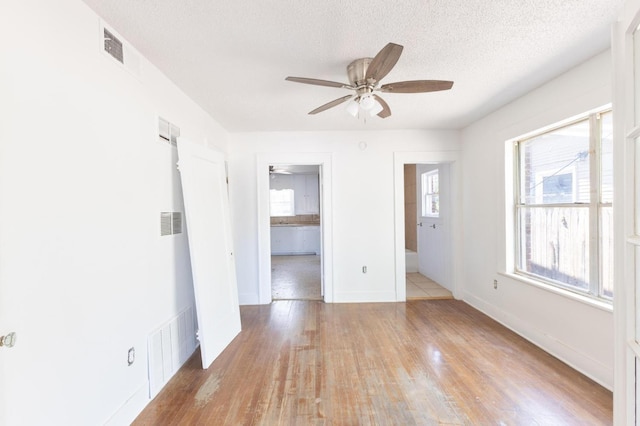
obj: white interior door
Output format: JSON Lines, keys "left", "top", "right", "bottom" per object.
{"left": 417, "top": 164, "right": 451, "bottom": 289}
{"left": 613, "top": 1, "right": 640, "bottom": 423}
{"left": 177, "top": 138, "right": 241, "bottom": 369}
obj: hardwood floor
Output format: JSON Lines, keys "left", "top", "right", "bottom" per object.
{"left": 133, "top": 300, "right": 612, "bottom": 425}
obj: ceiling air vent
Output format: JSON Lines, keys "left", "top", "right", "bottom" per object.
{"left": 103, "top": 28, "right": 124, "bottom": 64}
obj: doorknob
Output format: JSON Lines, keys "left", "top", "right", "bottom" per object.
{"left": 0, "top": 332, "right": 16, "bottom": 348}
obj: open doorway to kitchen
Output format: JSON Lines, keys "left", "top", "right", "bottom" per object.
{"left": 269, "top": 164, "right": 322, "bottom": 300}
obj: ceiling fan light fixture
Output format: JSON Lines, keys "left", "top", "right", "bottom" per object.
{"left": 369, "top": 99, "right": 384, "bottom": 116}
{"left": 345, "top": 98, "right": 360, "bottom": 117}
{"left": 359, "top": 95, "right": 376, "bottom": 111}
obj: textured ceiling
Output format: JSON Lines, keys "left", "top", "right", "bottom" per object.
{"left": 81, "top": 0, "right": 623, "bottom": 132}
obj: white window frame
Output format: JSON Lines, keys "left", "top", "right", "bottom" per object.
{"left": 513, "top": 108, "right": 612, "bottom": 302}
{"left": 421, "top": 169, "right": 440, "bottom": 217}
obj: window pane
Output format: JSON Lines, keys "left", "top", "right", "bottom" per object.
{"left": 601, "top": 111, "right": 613, "bottom": 204}
{"left": 425, "top": 194, "right": 439, "bottom": 216}
{"left": 600, "top": 206, "right": 613, "bottom": 298}
{"left": 519, "top": 120, "right": 591, "bottom": 205}
{"left": 270, "top": 189, "right": 295, "bottom": 216}
{"left": 421, "top": 170, "right": 439, "bottom": 217}
{"left": 430, "top": 173, "right": 439, "bottom": 193}
{"left": 517, "top": 206, "right": 590, "bottom": 291}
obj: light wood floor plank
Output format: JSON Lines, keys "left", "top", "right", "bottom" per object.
{"left": 133, "top": 300, "right": 612, "bottom": 425}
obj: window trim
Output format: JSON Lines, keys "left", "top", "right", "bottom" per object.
{"left": 499, "top": 271, "right": 612, "bottom": 313}
{"left": 421, "top": 169, "right": 440, "bottom": 218}
{"left": 512, "top": 107, "right": 612, "bottom": 303}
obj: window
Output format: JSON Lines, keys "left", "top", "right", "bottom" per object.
{"left": 421, "top": 170, "right": 439, "bottom": 217}
{"left": 269, "top": 189, "right": 295, "bottom": 216}
{"left": 514, "top": 108, "right": 613, "bottom": 300}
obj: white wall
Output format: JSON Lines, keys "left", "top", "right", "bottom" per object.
{"left": 228, "top": 130, "right": 460, "bottom": 304}
{"left": 0, "top": 2, "right": 615, "bottom": 423}
{"left": 0, "top": 1, "right": 229, "bottom": 425}
{"left": 460, "top": 50, "right": 614, "bottom": 389}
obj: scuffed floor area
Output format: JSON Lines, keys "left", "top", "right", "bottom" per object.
{"left": 271, "top": 255, "right": 322, "bottom": 300}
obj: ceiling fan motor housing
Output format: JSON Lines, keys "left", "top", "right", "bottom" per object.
{"left": 347, "top": 58, "right": 375, "bottom": 95}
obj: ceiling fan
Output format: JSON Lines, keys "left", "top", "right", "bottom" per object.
{"left": 285, "top": 42, "right": 453, "bottom": 119}
{"left": 269, "top": 165, "right": 291, "bottom": 175}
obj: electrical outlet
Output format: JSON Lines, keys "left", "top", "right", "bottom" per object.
{"left": 493, "top": 279, "right": 498, "bottom": 289}
{"left": 127, "top": 347, "right": 135, "bottom": 366}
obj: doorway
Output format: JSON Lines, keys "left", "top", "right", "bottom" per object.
{"left": 269, "top": 164, "right": 322, "bottom": 300}
{"left": 405, "top": 163, "right": 453, "bottom": 300}
{"left": 257, "top": 153, "right": 333, "bottom": 304}
{"left": 393, "top": 152, "right": 461, "bottom": 301}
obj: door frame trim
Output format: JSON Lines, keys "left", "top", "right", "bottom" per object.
{"left": 612, "top": 1, "right": 640, "bottom": 422}
{"left": 256, "top": 153, "right": 333, "bottom": 304}
{"left": 393, "top": 151, "right": 462, "bottom": 301}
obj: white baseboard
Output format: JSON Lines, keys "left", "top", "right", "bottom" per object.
{"left": 104, "top": 384, "right": 149, "bottom": 426}
{"left": 463, "top": 293, "right": 613, "bottom": 390}
{"left": 238, "top": 293, "right": 260, "bottom": 305}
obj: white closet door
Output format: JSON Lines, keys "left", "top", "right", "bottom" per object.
{"left": 177, "top": 138, "right": 241, "bottom": 368}
{"left": 613, "top": 1, "right": 640, "bottom": 423}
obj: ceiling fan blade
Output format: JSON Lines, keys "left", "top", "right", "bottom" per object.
{"left": 308, "top": 95, "right": 353, "bottom": 115}
{"left": 380, "top": 80, "right": 454, "bottom": 93}
{"left": 365, "top": 43, "right": 404, "bottom": 82}
{"left": 373, "top": 95, "right": 391, "bottom": 118}
{"left": 286, "top": 76, "right": 352, "bottom": 89}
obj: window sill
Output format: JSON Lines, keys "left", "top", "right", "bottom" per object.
{"left": 498, "top": 272, "right": 613, "bottom": 313}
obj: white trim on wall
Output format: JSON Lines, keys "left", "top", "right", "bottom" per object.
{"left": 256, "top": 152, "right": 333, "bottom": 304}
{"left": 393, "top": 151, "right": 462, "bottom": 301}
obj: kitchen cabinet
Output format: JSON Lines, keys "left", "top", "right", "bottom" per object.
{"left": 300, "top": 226, "right": 320, "bottom": 254}
{"left": 270, "top": 225, "right": 320, "bottom": 255}
{"left": 293, "top": 174, "right": 319, "bottom": 214}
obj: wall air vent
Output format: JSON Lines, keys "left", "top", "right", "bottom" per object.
{"left": 99, "top": 21, "right": 141, "bottom": 78}
{"left": 160, "top": 212, "right": 172, "bottom": 236}
{"left": 158, "top": 117, "right": 180, "bottom": 147}
{"left": 172, "top": 212, "right": 182, "bottom": 234}
{"left": 160, "top": 212, "right": 182, "bottom": 236}
{"left": 103, "top": 28, "right": 124, "bottom": 63}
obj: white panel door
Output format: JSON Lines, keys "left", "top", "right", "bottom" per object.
{"left": 177, "top": 138, "right": 241, "bottom": 369}
{"left": 613, "top": 1, "right": 640, "bottom": 423}
{"left": 417, "top": 164, "right": 451, "bottom": 288}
